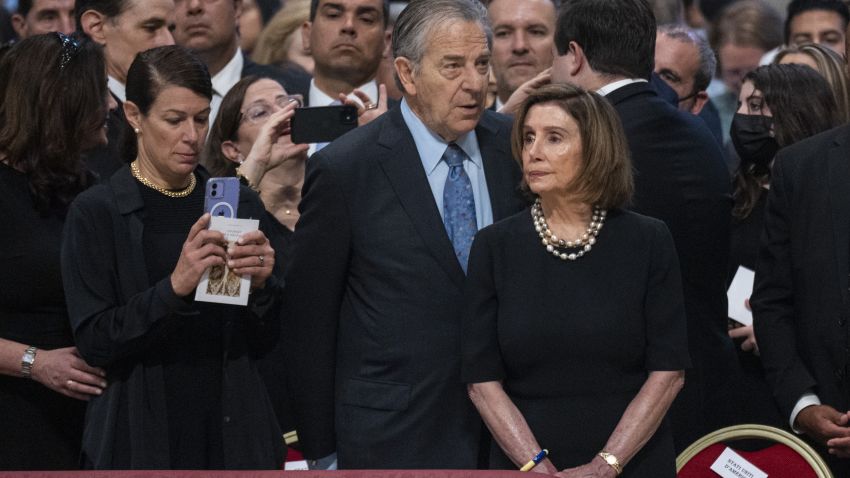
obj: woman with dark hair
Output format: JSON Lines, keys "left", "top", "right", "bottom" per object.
{"left": 728, "top": 62, "right": 841, "bottom": 428}
{"left": 464, "top": 84, "right": 688, "bottom": 477}
{"left": 61, "top": 45, "right": 285, "bottom": 470}
{"left": 205, "top": 76, "right": 308, "bottom": 232}
{"left": 0, "top": 33, "right": 111, "bottom": 470}
{"left": 75, "top": 0, "right": 174, "bottom": 180}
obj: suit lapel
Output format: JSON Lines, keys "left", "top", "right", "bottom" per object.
{"left": 827, "top": 133, "right": 850, "bottom": 305}
{"left": 477, "top": 111, "right": 516, "bottom": 221}
{"left": 375, "top": 109, "right": 466, "bottom": 288}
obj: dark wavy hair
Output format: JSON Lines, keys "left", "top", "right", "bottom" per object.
{"left": 733, "top": 63, "right": 840, "bottom": 218}
{"left": 123, "top": 45, "right": 212, "bottom": 161}
{"left": 204, "top": 75, "right": 265, "bottom": 177}
{"left": 0, "top": 33, "right": 107, "bottom": 215}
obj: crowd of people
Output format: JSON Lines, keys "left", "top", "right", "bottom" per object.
{"left": 1, "top": 0, "right": 850, "bottom": 476}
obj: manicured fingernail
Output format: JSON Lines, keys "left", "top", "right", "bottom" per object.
{"left": 100, "top": 381, "right": 107, "bottom": 387}
{"left": 228, "top": 261, "right": 234, "bottom": 267}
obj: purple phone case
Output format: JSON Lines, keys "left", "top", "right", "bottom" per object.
{"left": 204, "top": 177, "right": 240, "bottom": 218}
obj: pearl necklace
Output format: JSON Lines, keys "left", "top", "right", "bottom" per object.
{"left": 130, "top": 160, "right": 196, "bottom": 198}
{"left": 532, "top": 198, "right": 606, "bottom": 261}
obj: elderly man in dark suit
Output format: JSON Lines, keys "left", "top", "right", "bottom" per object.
{"left": 551, "top": 0, "right": 740, "bottom": 452}
{"left": 283, "top": 0, "right": 526, "bottom": 469}
{"left": 752, "top": 123, "right": 850, "bottom": 475}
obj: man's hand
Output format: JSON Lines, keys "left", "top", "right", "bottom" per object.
{"left": 795, "top": 404, "right": 850, "bottom": 456}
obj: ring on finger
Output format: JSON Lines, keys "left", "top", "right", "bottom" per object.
{"left": 258, "top": 255, "right": 265, "bottom": 266}
{"left": 364, "top": 102, "right": 378, "bottom": 110}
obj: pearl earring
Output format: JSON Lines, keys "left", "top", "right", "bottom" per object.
{"left": 134, "top": 128, "right": 140, "bottom": 134}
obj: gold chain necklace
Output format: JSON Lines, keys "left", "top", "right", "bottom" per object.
{"left": 130, "top": 160, "right": 196, "bottom": 198}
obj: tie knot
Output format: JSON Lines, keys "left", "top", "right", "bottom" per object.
{"left": 443, "top": 143, "right": 467, "bottom": 167}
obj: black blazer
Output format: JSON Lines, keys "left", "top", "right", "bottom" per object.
{"left": 606, "top": 82, "right": 741, "bottom": 450}
{"left": 283, "top": 107, "right": 526, "bottom": 468}
{"left": 752, "top": 125, "right": 850, "bottom": 471}
{"left": 61, "top": 166, "right": 284, "bottom": 469}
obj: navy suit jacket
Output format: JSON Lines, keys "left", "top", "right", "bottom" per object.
{"left": 283, "top": 107, "right": 526, "bottom": 468}
{"left": 606, "top": 82, "right": 741, "bottom": 451}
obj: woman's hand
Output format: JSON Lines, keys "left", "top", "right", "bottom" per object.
{"left": 227, "top": 229, "right": 275, "bottom": 290}
{"left": 498, "top": 68, "right": 552, "bottom": 116}
{"left": 339, "top": 83, "right": 389, "bottom": 127}
{"left": 171, "top": 213, "right": 227, "bottom": 297}
{"left": 729, "top": 324, "right": 759, "bottom": 355}
{"left": 31, "top": 347, "right": 107, "bottom": 401}
{"left": 555, "top": 457, "right": 618, "bottom": 477}
{"left": 239, "top": 102, "right": 310, "bottom": 185}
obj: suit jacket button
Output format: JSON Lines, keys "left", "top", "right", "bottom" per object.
{"left": 840, "top": 317, "right": 847, "bottom": 326}
{"left": 223, "top": 416, "right": 231, "bottom": 423}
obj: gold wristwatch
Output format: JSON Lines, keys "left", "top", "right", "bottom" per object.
{"left": 598, "top": 451, "right": 623, "bottom": 476}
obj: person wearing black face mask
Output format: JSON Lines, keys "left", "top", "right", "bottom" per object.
{"left": 727, "top": 63, "right": 840, "bottom": 430}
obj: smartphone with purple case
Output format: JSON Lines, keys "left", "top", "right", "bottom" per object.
{"left": 204, "top": 177, "right": 240, "bottom": 218}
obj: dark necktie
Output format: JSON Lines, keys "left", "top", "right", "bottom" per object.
{"left": 442, "top": 143, "right": 477, "bottom": 273}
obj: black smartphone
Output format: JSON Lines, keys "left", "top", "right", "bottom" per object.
{"left": 204, "top": 177, "right": 240, "bottom": 218}
{"left": 290, "top": 104, "right": 358, "bottom": 144}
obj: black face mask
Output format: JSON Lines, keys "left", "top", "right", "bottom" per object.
{"left": 730, "top": 113, "right": 779, "bottom": 169}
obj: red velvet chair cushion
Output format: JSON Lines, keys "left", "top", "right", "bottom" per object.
{"left": 678, "top": 442, "right": 819, "bottom": 478}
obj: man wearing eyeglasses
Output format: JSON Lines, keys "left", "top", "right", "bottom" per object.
{"left": 10, "top": 0, "right": 74, "bottom": 39}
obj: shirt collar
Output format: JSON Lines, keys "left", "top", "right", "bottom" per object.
{"left": 399, "top": 98, "right": 482, "bottom": 175}
{"left": 596, "top": 78, "right": 648, "bottom": 97}
{"left": 108, "top": 76, "right": 126, "bottom": 103}
{"left": 211, "top": 49, "right": 244, "bottom": 98}
{"left": 308, "top": 79, "right": 379, "bottom": 107}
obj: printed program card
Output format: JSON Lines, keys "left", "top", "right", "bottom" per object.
{"left": 710, "top": 447, "right": 768, "bottom": 478}
{"left": 194, "top": 216, "right": 259, "bottom": 306}
{"left": 727, "top": 265, "right": 755, "bottom": 326}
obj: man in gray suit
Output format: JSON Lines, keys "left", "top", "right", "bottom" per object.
{"left": 283, "top": 0, "right": 526, "bottom": 469}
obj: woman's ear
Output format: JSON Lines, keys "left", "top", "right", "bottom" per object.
{"left": 221, "top": 141, "right": 243, "bottom": 164}
{"left": 123, "top": 101, "right": 142, "bottom": 133}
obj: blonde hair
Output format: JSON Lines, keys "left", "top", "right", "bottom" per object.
{"left": 774, "top": 42, "right": 850, "bottom": 123}
{"left": 251, "top": 0, "right": 310, "bottom": 67}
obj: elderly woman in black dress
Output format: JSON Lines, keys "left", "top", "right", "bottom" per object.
{"left": 0, "top": 33, "right": 112, "bottom": 470}
{"left": 61, "top": 45, "right": 284, "bottom": 469}
{"left": 463, "top": 84, "right": 689, "bottom": 478}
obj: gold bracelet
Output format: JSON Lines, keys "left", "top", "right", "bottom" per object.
{"left": 235, "top": 164, "right": 261, "bottom": 193}
{"left": 598, "top": 451, "right": 623, "bottom": 475}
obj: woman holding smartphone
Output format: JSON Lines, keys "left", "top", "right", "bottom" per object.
{"left": 61, "top": 45, "right": 284, "bottom": 469}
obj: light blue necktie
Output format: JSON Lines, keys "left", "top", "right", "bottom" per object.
{"left": 442, "top": 143, "right": 477, "bottom": 273}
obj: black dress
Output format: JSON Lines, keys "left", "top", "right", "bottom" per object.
{"left": 0, "top": 162, "right": 86, "bottom": 470}
{"left": 727, "top": 194, "right": 785, "bottom": 429}
{"left": 462, "top": 208, "right": 690, "bottom": 477}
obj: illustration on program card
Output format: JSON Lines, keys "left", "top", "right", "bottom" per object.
{"left": 195, "top": 216, "right": 259, "bottom": 306}
{"left": 727, "top": 265, "right": 755, "bottom": 326}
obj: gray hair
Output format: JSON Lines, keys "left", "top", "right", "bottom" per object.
{"left": 392, "top": 0, "right": 492, "bottom": 91}
{"left": 658, "top": 24, "right": 716, "bottom": 92}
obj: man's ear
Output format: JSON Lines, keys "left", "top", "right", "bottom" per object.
{"left": 568, "top": 41, "right": 585, "bottom": 77}
{"left": 10, "top": 13, "right": 27, "bottom": 39}
{"left": 234, "top": 0, "right": 243, "bottom": 25}
{"left": 221, "top": 140, "right": 243, "bottom": 164}
{"left": 691, "top": 91, "right": 709, "bottom": 115}
{"left": 80, "top": 10, "right": 107, "bottom": 45}
{"left": 394, "top": 56, "right": 416, "bottom": 96}
{"left": 301, "top": 21, "right": 312, "bottom": 55}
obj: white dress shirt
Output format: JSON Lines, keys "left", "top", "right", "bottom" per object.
{"left": 596, "top": 78, "right": 649, "bottom": 97}
{"left": 108, "top": 76, "right": 126, "bottom": 104}
{"left": 209, "top": 50, "right": 244, "bottom": 128}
